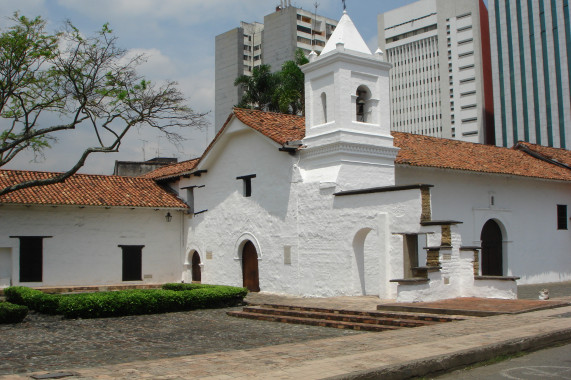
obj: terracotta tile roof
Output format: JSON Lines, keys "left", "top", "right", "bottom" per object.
{"left": 141, "top": 158, "right": 199, "bottom": 180}
{"left": 515, "top": 141, "right": 571, "bottom": 168}
{"left": 392, "top": 132, "right": 571, "bottom": 182}
{"left": 0, "top": 169, "right": 189, "bottom": 208}
{"left": 177, "top": 108, "right": 305, "bottom": 180}
{"left": 232, "top": 108, "right": 305, "bottom": 145}
{"left": 135, "top": 108, "right": 571, "bottom": 183}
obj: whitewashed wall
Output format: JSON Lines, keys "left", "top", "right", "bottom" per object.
{"left": 0, "top": 206, "right": 184, "bottom": 287}
{"left": 396, "top": 165, "right": 571, "bottom": 284}
{"left": 181, "top": 119, "right": 426, "bottom": 298}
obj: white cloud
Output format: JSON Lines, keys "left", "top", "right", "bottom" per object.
{"left": 122, "top": 48, "right": 178, "bottom": 80}
{"left": 56, "top": 0, "right": 264, "bottom": 27}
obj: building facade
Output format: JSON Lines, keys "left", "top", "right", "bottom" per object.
{"left": 378, "top": 0, "right": 494, "bottom": 144}
{"left": 489, "top": 0, "right": 571, "bottom": 149}
{"left": 214, "top": 5, "right": 338, "bottom": 132}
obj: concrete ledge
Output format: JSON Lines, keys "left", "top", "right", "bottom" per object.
{"left": 390, "top": 278, "right": 429, "bottom": 284}
{"left": 475, "top": 275, "right": 520, "bottom": 281}
{"left": 327, "top": 327, "right": 571, "bottom": 380}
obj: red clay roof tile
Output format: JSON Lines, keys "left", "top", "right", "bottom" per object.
{"left": 141, "top": 158, "right": 199, "bottom": 180}
{"left": 232, "top": 108, "right": 305, "bottom": 145}
{"left": 0, "top": 170, "right": 189, "bottom": 208}
{"left": 392, "top": 132, "right": 571, "bottom": 181}
{"left": 515, "top": 141, "right": 571, "bottom": 167}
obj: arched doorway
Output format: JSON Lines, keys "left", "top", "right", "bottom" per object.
{"left": 480, "top": 219, "right": 503, "bottom": 276}
{"left": 191, "top": 251, "right": 201, "bottom": 283}
{"left": 353, "top": 228, "right": 380, "bottom": 295}
{"left": 242, "top": 241, "right": 260, "bottom": 292}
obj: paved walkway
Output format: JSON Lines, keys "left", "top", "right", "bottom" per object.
{"left": 2, "top": 282, "right": 571, "bottom": 379}
{"left": 3, "top": 305, "right": 570, "bottom": 380}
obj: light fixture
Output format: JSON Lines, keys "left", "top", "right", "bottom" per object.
{"left": 165, "top": 212, "right": 172, "bottom": 222}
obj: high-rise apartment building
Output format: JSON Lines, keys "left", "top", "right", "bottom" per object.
{"left": 378, "top": 0, "right": 494, "bottom": 144}
{"left": 214, "top": 4, "right": 338, "bottom": 132}
{"left": 489, "top": 0, "right": 570, "bottom": 149}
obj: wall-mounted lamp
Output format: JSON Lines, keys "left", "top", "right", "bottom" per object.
{"left": 165, "top": 212, "right": 172, "bottom": 222}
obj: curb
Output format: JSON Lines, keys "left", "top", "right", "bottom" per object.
{"left": 326, "top": 327, "right": 571, "bottom": 380}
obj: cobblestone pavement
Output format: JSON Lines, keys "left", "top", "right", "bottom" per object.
{"left": 0, "top": 306, "right": 362, "bottom": 376}
{"left": 1, "top": 282, "right": 570, "bottom": 378}
{"left": 4, "top": 305, "right": 571, "bottom": 380}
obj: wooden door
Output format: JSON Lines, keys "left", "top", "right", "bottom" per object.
{"left": 191, "top": 251, "right": 201, "bottom": 283}
{"left": 481, "top": 220, "right": 503, "bottom": 276}
{"left": 19, "top": 237, "right": 43, "bottom": 282}
{"left": 242, "top": 241, "right": 260, "bottom": 292}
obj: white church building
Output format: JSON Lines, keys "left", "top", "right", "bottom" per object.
{"left": 1, "top": 12, "right": 570, "bottom": 302}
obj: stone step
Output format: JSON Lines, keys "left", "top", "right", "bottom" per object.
{"left": 227, "top": 310, "right": 401, "bottom": 332}
{"left": 239, "top": 306, "right": 437, "bottom": 328}
{"left": 246, "top": 303, "right": 463, "bottom": 323}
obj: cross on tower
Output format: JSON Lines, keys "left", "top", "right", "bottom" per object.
{"left": 342, "top": 0, "right": 346, "bottom": 11}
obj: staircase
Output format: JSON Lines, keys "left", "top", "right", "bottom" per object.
{"left": 227, "top": 304, "right": 464, "bottom": 332}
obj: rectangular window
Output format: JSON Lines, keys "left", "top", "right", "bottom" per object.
{"left": 120, "top": 245, "right": 143, "bottom": 281}
{"left": 18, "top": 237, "right": 44, "bottom": 282}
{"left": 459, "top": 64, "right": 475, "bottom": 71}
{"left": 558, "top": 205, "right": 568, "bottom": 230}
{"left": 457, "top": 25, "right": 473, "bottom": 32}
{"left": 403, "top": 234, "right": 419, "bottom": 279}
{"left": 461, "top": 90, "right": 477, "bottom": 97}
{"left": 236, "top": 174, "right": 256, "bottom": 197}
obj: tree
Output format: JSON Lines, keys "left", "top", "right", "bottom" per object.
{"left": 234, "top": 64, "right": 280, "bottom": 112}
{"left": 234, "top": 49, "right": 309, "bottom": 115}
{"left": 275, "top": 49, "right": 309, "bottom": 115}
{"left": 0, "top": 14, "right": 207, "bottom": 196}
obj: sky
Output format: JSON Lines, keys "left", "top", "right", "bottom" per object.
{"left": 1, "top": 0, "right": 484, "bottom": 175}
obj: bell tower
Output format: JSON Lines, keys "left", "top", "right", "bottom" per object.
{"left": 300, "top": 11, "right": 398, "bottom": 190}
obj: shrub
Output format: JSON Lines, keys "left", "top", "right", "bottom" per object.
{"left": 0, "top": 302, "right": 28, "bottom": 324}
{"left": 59, "top": 286, "right": 248, "bottom": 319}
{"left": 4, "top": 284, "right": 248, "bottom": 319}
{"left": 162, "top": 283, "right": 218, "bottom": 291}
{"left": 4, "top": 286, "right": 62, "bottom": 314}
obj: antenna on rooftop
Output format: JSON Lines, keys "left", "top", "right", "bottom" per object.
{"left": 156, "top": 136, "right": 163, "bottom": 158}
{"left": 140, "top": 139, "right": 148, "bottom": 161}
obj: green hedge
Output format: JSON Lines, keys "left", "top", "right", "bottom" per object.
{"left": 4, "top": 286, "right": 62, "bottom": 314}
{"left": 4, "top": 285, "right": 248, "bottom": 319}
{"left": 162, "top": 283, "right": 219, "bottom": 291}
{"left": 0, "top": 302, "right": 28, "bottom": 324}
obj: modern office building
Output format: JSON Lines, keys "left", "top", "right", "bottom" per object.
{"left": 378, "top": 0, "right": 494, "bottom": 144}
{"left": 214, "top": 3, "right": 338, "bottom": 132}
{"left": 489, "top": 0, "right": 570, "bottom": 149}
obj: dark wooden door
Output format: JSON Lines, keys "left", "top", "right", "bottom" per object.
{"left": 19, "top": 237, "right": 43, "bottom": 282}
{"left": 122, "top": 246, "right": 142, "bottom": 281}
{"left": 481, "top": 220, "right": 503, "bottom": 276}
{"left": 242, "top": 241, "right": 260, "bottom": 292}
{"left": 191, "top": 251, "right": 201, "bottom": 283}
